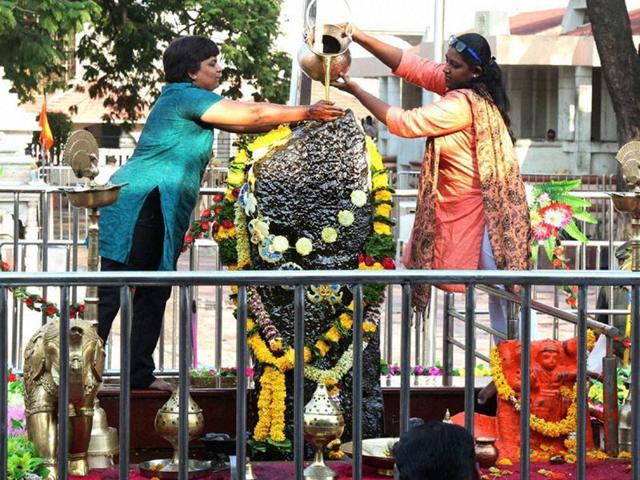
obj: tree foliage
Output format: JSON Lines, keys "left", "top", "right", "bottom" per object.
{"left": 0, "top": 0, "right": 291, "bottom": 127}
{"left": 0, "top": 0, "right": 100, "bottom": 101}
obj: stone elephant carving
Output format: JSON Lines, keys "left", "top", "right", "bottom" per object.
{"left": 23, "top": 319, "right": 105, "bottom": 479}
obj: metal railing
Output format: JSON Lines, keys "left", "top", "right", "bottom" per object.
{"left": 0, "top": 269, "right": 638, "bottom": 480}
{"left": 0, "top": 184, "right": 630, "bottom": 375}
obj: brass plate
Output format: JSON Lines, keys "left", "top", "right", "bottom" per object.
{"left": 138, "top": 459, "right": 213, "bottom": 479}
{"left": 341, "top": 437, "right": 399, "bottom": 477}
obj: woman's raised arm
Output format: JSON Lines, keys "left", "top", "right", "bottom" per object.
{"left": 201, "top": 99, "right": 344, "bottom": 127}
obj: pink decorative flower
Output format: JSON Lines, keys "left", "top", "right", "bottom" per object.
{"left": 532, "top": 220, "right": 555, "bottom": 241}
{"left": 7, "top": 404, "right": 25, "bottom": 435}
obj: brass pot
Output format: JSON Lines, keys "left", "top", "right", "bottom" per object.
{"left": 475, "top": 437, "right": 499, "bottom": 468}
{"left": 297, "top": 43, "right": 352, "bottom": 82}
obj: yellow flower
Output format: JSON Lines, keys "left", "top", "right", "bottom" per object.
{"left": 375, "top": 204, "right": 392, "bottom": 217}
{"left": 372, "top": 172, "right": 389, "bottom": 189}
{"left": 231, "top": 285, "right": 239, "bottom": 294}
{"left": 233, "top": 149, "right": 248, "bottom": 165}
{"left": 373, "top": 222, "right": 392, "bottom": 235}
{"left": 227, "top": 170, "right": 245, "bottom": 186}
{"left": 367, "top": 137, "right": 384, "bottom": 171}
{"left": 303, "top": 346, "right": 312, "bottom": 363}
{"left": 339, "top": 313, "right": 353, "bottom": 330}
{"left": 530, "top": 211, "right": 541, "bottom": 223}
{"left": 497, "top": 458, "right": 513, "bottom": 466}
{"left": 328, "top": 449, "right": 344, "bottom": 460}
{"left": 323, "top": 376, "right": 337, "bottom": 387}
{"left": 326, "top": 326, "right": 342, "bottom": 343}
{"left": 375, "top": 189, "right": 392, "bottom": 202}
{"left": 363, "top": 321, "right": 377, "bottom": 333}
{"left": 269, "top": 338, "right": 283, "bottom": 353}
{"left": 316, "top": 340, "right": 330, "bottom": 357}
{"left": 215, "top": 226, "right": 236, "bottom": 240}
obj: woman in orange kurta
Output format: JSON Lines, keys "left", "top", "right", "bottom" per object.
{"left": 333, "top": 29, "right": 531, "bottom": 337}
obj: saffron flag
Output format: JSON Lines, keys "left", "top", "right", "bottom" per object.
{"left": 38, "top": 99, "right": 54, "bottom": 151}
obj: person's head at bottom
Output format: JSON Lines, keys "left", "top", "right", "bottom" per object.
{"left": 393, "top": 421, "right": 480, "bottom": 480}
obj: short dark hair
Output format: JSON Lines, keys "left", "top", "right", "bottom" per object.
{"left": 394, "top": 421, "right": 477, "bottom": 480}
{"left": 163, "top": 36, "right": 220, "bottom": 83}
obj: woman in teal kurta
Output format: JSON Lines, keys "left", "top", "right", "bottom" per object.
{"left": 98, "top": 36, "right": 344, "bottom": 390}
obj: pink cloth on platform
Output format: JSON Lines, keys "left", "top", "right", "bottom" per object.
{"left": 388, "top": 52, "right": 485, "bottom": 293}
{"left": 73, "top": 462, "right": 389, "bottom": 479}
{"left": 480, "top": 460, "right": 631, "bottom": 479}
{"left": 72, "top": 460, "right": 632, "bottom": 479}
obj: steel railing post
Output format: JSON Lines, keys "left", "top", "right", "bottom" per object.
{"left": 519, "top": 285, "right": 531, "bottom": 480}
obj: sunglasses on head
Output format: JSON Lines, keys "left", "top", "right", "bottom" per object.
{"left": 448, "top": 35, "right": 482, "bottom": 64}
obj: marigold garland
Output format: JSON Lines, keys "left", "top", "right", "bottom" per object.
{"left": 200, "top": 128, "right": 394, "bottom": 449}
{"left": 490, "top": 345, "right": 585, "bottom": 438}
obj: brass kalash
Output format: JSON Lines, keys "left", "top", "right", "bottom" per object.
{"left": 297, "top": 0, "right": 352, "bottom": 102}
{"left": 23, "top": 130, "right": 125, "bottom": 479}
{"left": 609, "top": 140, "right": 640, "bottom": 452}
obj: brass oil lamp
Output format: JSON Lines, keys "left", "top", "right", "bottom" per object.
{"left": 303, "top": 383, "right": 345, "bottom": 479}
{"left": 610, "top": 140, "right": 640, "bottom": 454}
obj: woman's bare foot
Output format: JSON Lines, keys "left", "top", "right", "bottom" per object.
{"left": 477, "top": 381, "right": 496, "bottom": 405}
{"left": 147, "top": 378, "right": 175, "bottom": 392}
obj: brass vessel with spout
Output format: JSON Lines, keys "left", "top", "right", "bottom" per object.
{"left": 297, "top": 0, "right": 352, "bottom": 101}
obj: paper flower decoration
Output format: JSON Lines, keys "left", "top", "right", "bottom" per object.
{"left": 259, "top": 235, "right": 283, "bottom": 263}
{"left": 307, "top": 284, "right": 343, "bottom": 306}
{"left": 248, "top": 217, "right": 270, "bottom": 244}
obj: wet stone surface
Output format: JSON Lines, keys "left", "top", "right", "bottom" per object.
{"left": 251, "top": 112, "right": 384, "bottom": 457}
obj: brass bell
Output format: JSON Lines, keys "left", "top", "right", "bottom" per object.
{"left": 87, "top": 399, "right": 119, "bottom": 469}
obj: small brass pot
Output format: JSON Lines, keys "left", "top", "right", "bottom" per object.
{"left": 475, "top": 437, "right": 499, "bottom": 468}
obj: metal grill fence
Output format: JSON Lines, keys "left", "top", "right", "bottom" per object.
{"left": 0, "top": 269, "right": 638, "bottom": 480}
